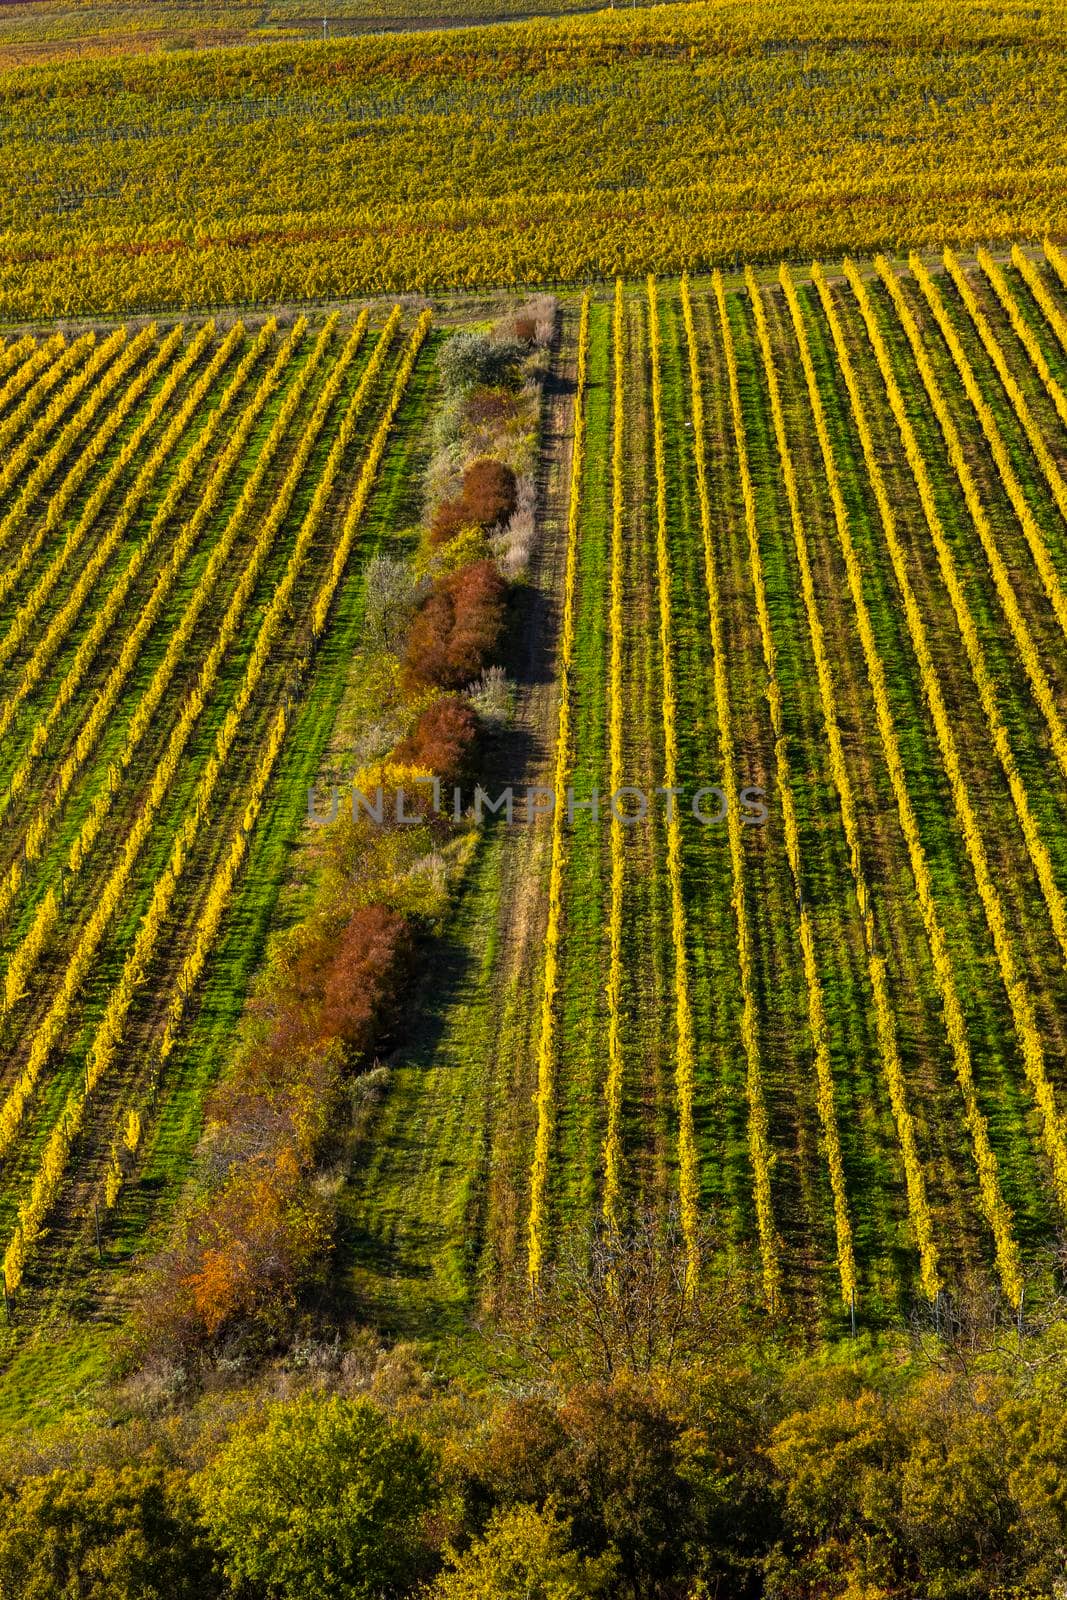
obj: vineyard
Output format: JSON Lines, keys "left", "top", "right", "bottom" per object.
{"left": 0, "top": 304, "right": 432, "bottom": 1324}
{"left": 0, "top": 0, "right": 636, "bottom": 66}
{"left": 351, "top": 244, "right": 1067, "bottom": 1331}
{"left": 5, "top": 0, "right": 1067, "bottom": 319}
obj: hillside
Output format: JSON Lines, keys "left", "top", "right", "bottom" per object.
{"left": 2, "top": 1, "right": 1067, "bottom": 1593}
{"left": 3, "top": 0, "right": 1067, "bottom": 319}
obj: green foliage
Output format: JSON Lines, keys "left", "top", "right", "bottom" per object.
{"left": 196, "top": 1394, "right": 438, "bottom": 1600}
{"left": 765, "top": 1373, "right": 1067, "bottom": 1599}
{"left": 437, "top": 335, "right": 526, "bottom": 395}
{"left": 0, "top": 1464, "right": 219, "bottom": 1600}
{"left": 432, "top": 1503, "right": 615, "bottom": 1600}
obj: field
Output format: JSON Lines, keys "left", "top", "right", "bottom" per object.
{"left": 6, "top": 0, "right": 1067, "bottom": 1583}
{"left": 3, "top": 245, "right": 1067, "bottom": 1352}
{"left": 0, "top": 0, "right": 638, "bottom": 66}
{"left": 347, "top": 245, "right": 1067, "bottom": 1335}
{"left": 5, "top": 1, "right": 1067, "bottom": 319}
{"left": 0, "top": 303, "right": 433, "bottom": 1330}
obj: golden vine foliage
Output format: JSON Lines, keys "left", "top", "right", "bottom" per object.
{"left": 747, "top": 268, "right": 941, "bottom": 1302}
{"left": 0, "top": 318, "right": 355, "bottom": 1163}
{"left": 0, "top": 322, "right": 283, "bottom": 935}
{"left": 916, "top": 253, "right": 1067, "bottom": 645}
{"left": 0, "top": 335, "right": 36, "bottom": 386}
{"left": 0, "top": 332, "right": 94, "bottom": 459}
{"left": 840, "top": 264, "right": 1067, "bottom": 976}
{"left": 875, "top": 258, "right": 1067, "bottom": 788}
{"left": 798, "top": 263, "right": 1022, "bottom": 1303}
{"left": 647, "top": 276, "right": 703, "bottom": 1291}
{"left": 0, "top": 319, "right": 225, "bottom": 762}
{"left": 3, "top": 311, "right": 426, "bottom": 1294}
{"left": 601, "top": 278, "right": 626, "bottom": 1235}
{"left": 0, "top": 319, "right": 345, "bottom": 1018}
{"left": 978, "top": 248, "right": 1067, "bottom": 434}
{"left": 528, "top": 293, "right": 589, "bottom": 1284}
{"left": 705, "top": 274, "right": 855, "bottom": 1306}
{"left": 5, "top": 3, "right": 1067, "bottom": 314}
{"left": 0, "top": 322, "right": 182, "bottom": 618}
{"left": 1011, "top": 245, "right": 1067, "bottom": 362}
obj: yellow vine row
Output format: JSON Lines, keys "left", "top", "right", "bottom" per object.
{"left": 0, "top": 331, "right": 91, "bottom": 461}
{"left": 166, "top": 309, "right": 425, "bottom": 1056}
{"left": 3, "top": 311, "right": 425, "bottom": 1290}
{"left": 870, "top": 263, "right": 1067, "bottom": 1217}
{"left": 747, "top": 269, "right": 941, "bottom": 1302}
{"left": 2, "top": 887, "right": 57, "bottom": 1016}
{"left": 308, "top": 309, "right": 424, "bottom": 639}
{"left": 0, "top": 337, "right": 55, "bottom": 417}
{"left": 797, "top": 264, "right": 1023, "bottom": 1301}
{"left": 917, "top": 253, "right": 1067, "bottom": 644}
{"left": 0, "top": 325, "right": 151, "bottom": 587}
{"left": 2, "top": 315, "right": 360, "bottom": 1026}
{"left": 601, "top": 279, "right": 626, "bottom": 1234}
{"left": 0, "top": 320, "right": 336, "bottom": 1157}
{"left": 1011, "top": 246, "right": 1067, "bottom": 364}
{"left": 647, "top": 277, "right": 704, "bottom": 1288}
{"left": 0, "top": 323, "right": 279, "bottom": 930}
{"left": 0, "top": 328, "right": 128, "bottom": 528}
{"left": 873, "top": 258, "right": 1067, "bottom": 787}
{"left": 528, "top": 292, "right": 589, "bottom": 1284}
{"left": 0, "top": 335, "right": 36, "bottom": 388}
{"left": 1044, "top": 239, "right": 1067, "bottom": 303}
{"left": 840, "top": 265, "right": 1067, "bottom": 973}
{"left": 979, "top": 249, "right": 1067, "bottom": 435}
{"left": 0, "top": 324, "right": 180, "bottom": 630}
{"left": 0, "top": 338, "right": 57, "bottom": 418}
{"left": 19, "top": 316, "right": 343, "bottom": 883}
{"left": 711, "top": 272, "right": 855, "bottom": 1305}
{"left": 0, "top": 320, "right": 226, "bottom": 765}
{"left": 102, "top": 705, "right": 289, "bottom": 1214}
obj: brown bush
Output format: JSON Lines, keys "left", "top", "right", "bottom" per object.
{"left": 464, "top": 386, "right": 521, "bottom": 428}
{"left": 255, "top": 903, "right": 414, "bottom": 1064}
{"left": 428, "top": 458, "right": 517, "bottom": 548}
{"left": 429, "top": 496, "right": 470, "bottom": 548}
{"left": 137, "top": 904, "right": 415, "bottom": 1356}
{"left": 513, "top": 315, "right": 537, "bottom": 343}
{"left": 404, "top": 559, "right": 506, "bottom": 691}
{"left": 318, "top": 904, "right": 414, "bottom": 1051}
{"left": 394, "top": 696, "right": 479, "bottom": 784}
{"left": 139, "top": 1147, "right": 331, "bottom": 1352}
{"left": 462, "top": 457, "right": 517, "bottom": 527}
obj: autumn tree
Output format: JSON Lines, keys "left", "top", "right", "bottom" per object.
{"left": 432, "top": 1503, "right": 615, "bottom": 1600}
{"left": 394, "top": 695, "right": 479, "bottom": 783}
{"left": 197, "top": 1394, "right": 438, "bottom": 1600}
{"left": 0, "top": 1464, "right": 219, "bottom": 1600}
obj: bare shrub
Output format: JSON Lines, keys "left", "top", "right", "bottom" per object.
{"left": 492, "top": 476, "right": 536, "bottom": 577}
{"left": 363, "top": 556, "right": 426, "bottom": 655}
{"left": 466, "top": 665, "right": 515, "bottom": 725}
{"left": 495, "top": 1207, "right": 744, "bottom": 1383}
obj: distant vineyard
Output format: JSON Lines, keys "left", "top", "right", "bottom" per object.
{"left": 353, "top": 243, "right": 1067, "bottom": 1328}
{"left": 0, "top": 306, "right": 430, "bottom": 1306}
{"left": 4, "top": 0, "right": 1067, "bottom": 318}
{"left": 0, "top": 0, "right": 638, "bottom": 66}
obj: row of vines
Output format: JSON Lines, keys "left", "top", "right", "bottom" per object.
{"left": 517, "top": 242, "right": 1067, "bottom": 1322}
{"left": 0, "top": 303, "right": 432, "bottom": 1308}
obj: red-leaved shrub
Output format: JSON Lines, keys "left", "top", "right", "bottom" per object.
{"left": 427, "top": 458, "right": 517, "bottom": 547}
{"left": 404, "top": 560, "right": 506, "bottom": 690}
{"left": 461, "top": 458, "right": 517, "bottom": 527}
{"left": 394, "top": 696, "right": 479, "bottom": 784}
